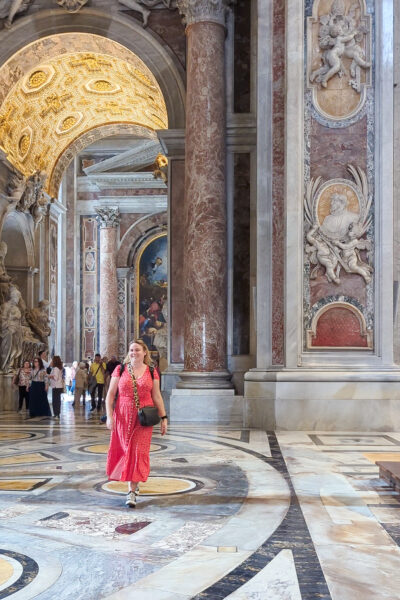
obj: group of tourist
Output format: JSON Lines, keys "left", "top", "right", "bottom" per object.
{"left": 13, "top": 351, "right": 125, "bottom": 419}
{"left": 13, "top": 350, "right": 63, "bottom": 419}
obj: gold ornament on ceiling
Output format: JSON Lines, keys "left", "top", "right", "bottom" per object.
{"left": 0, "top": 51, "right": 168, "bottom": 197}
{"left": 85, "top": 79, "right": 121, "bottom": 94}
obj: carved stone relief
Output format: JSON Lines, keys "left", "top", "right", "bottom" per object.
{"left": 56, "top": 0, "right": 88, "bottom": 12}
{"left": 0, "top": 0, "right": 35, "bottom": 29}
{"left": 117, "top": 0, "right": 177, "bottom": 28}
{"left": 305, "top": 165, "right": 373, "bottom": 286}
{"left": 308, "top": 0, "right": 371, "bottom": 120}
{"left": 176, "top": 0, "right": 232, "bottom": 26}
{"left": 96, "top": 206, "right": 120, "bottom": 228}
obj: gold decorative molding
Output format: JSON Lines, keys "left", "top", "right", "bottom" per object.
{"left": 0, "top": 50, "right": 168, "bottom": 197}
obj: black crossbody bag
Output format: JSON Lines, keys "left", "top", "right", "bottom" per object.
{"left": 126, "top": 363, "right": 160, "bottom": 427}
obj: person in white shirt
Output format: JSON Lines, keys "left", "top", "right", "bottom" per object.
{"left": 39, "top": 349, "right": 50, "bottom": 370}
{"left": 49, "top": 355, "right": 64, "bottom": 419}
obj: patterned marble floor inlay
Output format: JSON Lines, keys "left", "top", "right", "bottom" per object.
{"left": 1, "top": 407, "right": 400, "bottom": 599}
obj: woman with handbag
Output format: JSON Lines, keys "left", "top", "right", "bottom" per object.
{"left": 14, "top": 360, "right": 32, "bottom": 413}
{"left": 106, "top": 339, "right": 168, "bottom": 507}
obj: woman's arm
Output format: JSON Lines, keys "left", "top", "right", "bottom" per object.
{"left": 105, "top": 376, "right": 119, "bottom": 430}
{"left": 151, "top": 379, "right": 168, "bottom": 436}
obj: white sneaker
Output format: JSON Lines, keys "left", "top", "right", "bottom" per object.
{"left": 125, "top": 492, "right": 136, "bottom": 508}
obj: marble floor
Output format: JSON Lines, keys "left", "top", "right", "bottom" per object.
{"left": 1, "top": 397, "right": 400, "bottom": 599}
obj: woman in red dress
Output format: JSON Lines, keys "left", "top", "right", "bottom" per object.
{"left": 105, "top": 339, "right": 168, "bottom": 507}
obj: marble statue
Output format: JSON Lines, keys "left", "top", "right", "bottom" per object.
{"left": 0, "top": 0, "right": 35, "bottom": 28}
{"left": 0, "top": 284, "right": 23, "bottom": 372}
{"left": 17, "top": 170, "right": 48, "bottom": 224}
{"left": 117, "top": 0, "right": 176, "bottom": 27}
{"left": 305, "top": 165, "right": 373, "bottom": 286}
{"left": 25, "top": 300, "right": 51, "bottom": 345}
{"left": 6, "top": 168, "right": 26, "bottom": 199}
{"left": 310, "top": 0, "right": 371, "bottom": 93}
{"left": 56, "top": 0, "right": 88, "bottom": 11}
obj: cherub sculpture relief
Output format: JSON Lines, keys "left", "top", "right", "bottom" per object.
{"left": 0, "top": 0, "right": 35, "bottom": 28}
{"left": 310, "top": 0, "right": 371, "bottom": 93}
{"left": 305, "top": 165, "right": 373, "bottom": 286}
{"left": 117, "top": 0, "right": 176, "bottom": 27}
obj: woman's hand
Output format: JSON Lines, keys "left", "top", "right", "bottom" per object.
{"left": 160, "top": 418, "right": 168, "bottom": 436}
{"left": 106, "top": 416, "right": 114, "bottom": 431}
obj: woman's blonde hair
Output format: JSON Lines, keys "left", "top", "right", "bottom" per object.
{"left": 124, "top": 339, "right": 152, "bottom": 366}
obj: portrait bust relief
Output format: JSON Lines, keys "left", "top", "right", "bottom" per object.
{"left": 319, "top": 191, "right": 359, "bottom": 241}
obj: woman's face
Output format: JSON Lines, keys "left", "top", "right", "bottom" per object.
{"left": 33, "top": 359, "right": 39, "bottom": 368}
{"left": 23, "top": 361, "right": 31, "bottom": 369}
{"left": 129, "top": 343, "right": 146, "bottom": 362}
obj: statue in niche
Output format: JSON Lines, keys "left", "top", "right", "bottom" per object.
{"left": 117, "top": 0, "right": 176, "bottom": 28}
{"left": 305, "top": 165, "right": 373, "bottom": 286}
{"left": 55, "top": 0, "right": 88, "bottom": 12}
{"left": 0, "top": 0, "right": 35, "bottom": 28}
{"left": 310, "top": 0, "right": 371, "bottom": 93}
{"left": 0, "top": 283, "right": 23, "bottom": 372}
{"left": 25, "top": 300, "right": 51, "bottom": 345}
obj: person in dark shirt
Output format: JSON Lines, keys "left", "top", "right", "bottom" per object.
{"left": 106, "top": 356, "right": 121, "bottom": 376}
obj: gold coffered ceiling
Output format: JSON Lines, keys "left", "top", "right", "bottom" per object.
{"left": 0, "top": 50, "right": 168, "bottom": 197}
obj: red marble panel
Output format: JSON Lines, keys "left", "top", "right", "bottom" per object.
{"left": 310, "top": 117, "right": 367, "bottom": 179}
{"left": 83, "top": 219, "right": 96, "bottom": 246}
{"left": 272, "top": 0, "right": 285, "bottom": 365}
{"left": 119, "top": 213, "right": 142, "bottom": 239}
{"left": 83, "top": 329, "right": 95, "bottom": 358}
{"left": 83, "top": 274, "right": 96, "bottom": 304}
{"left": 310, "top": 306, "right": 368, "bottom": 348}
{"left": 310, "top": 270, "right": 367, "bottom": 307}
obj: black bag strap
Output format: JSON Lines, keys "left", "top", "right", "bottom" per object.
{"left": 119, "top": 363, "right": 155, "bottom": 379}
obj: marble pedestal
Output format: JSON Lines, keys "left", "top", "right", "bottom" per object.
{"left": 170, "top": 389, "right": 244, "bottom": 425}
{"left": 0, "top": 374, "right": 18, "bottom": 411}
{"left": 244, "top": 369, "right": 400, "bottom": 431}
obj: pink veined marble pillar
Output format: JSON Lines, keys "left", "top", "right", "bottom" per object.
{"left": 177, "top": 0, "right": 232, "bottom": 389}
{"left": 97, "top": 208, "right": 120, "bottom": 358}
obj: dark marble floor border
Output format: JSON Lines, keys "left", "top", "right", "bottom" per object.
{"left": 0, "top": 550, "right": 39, "bottom": 599}
{"left": 170, "top": 431, "right": 333, "bottom": 600}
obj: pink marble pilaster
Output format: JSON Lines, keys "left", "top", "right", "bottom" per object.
{"left": 97, "top": 208, "right": 120, "bottom": 358}
{"left": 177, "top": 6, "right": 231, "bottom": 388}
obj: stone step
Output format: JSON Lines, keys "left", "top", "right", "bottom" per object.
{"left": 376, "top": 461, "right": 400, "bottom": 492}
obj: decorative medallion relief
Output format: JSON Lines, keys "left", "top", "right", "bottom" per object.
{"left": 85, "top": 79, "right": 121, "bottom": 95}
{"left": 307, "top": 0, "right": 371, "bottom": 121}
{"left": 55, "top": 112, "right": 83, "bottom": 136}
{"left": 22, "top": 66, "right": 56, "bottom": 95}
{"left": 305, "top": 165, "right": 373, "bottom": 286}
{"left": 18, "top": 126, "right": 33, "bottom": 161}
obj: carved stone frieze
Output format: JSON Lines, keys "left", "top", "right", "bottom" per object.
{"left": 56, "top": 0, "right": 88, "bottom": 12}
{"left": 304, "top": 165, "right": 373, "bottom": 286}
{"left": 96, "top": 206, "right": 121, "bottom": 228}
{"left": 117, "top": 0, "right": 177, "bottom": 28}
{"left": 176, "top": 0, "right": 232, "bottom": 27}
{"left": 308, "top": 0, "right": 372, "bottom": 120}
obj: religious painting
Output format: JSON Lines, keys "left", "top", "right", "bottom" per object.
{"left": 136, "top": 233, "right": 168, "bottom": 370}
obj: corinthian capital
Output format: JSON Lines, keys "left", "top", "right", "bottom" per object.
{"left": 177, "top": 0, "right": 232, "bottom": 27}
{"left": 96, "top": 207, "right": 120, "bottom": 228}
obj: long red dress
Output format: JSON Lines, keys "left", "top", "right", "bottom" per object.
{"left": 106, "top": 364, "right": 159, "bottom": 482}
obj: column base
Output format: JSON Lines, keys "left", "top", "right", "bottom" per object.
{"left": 176, "top": 370, "right": 234, "bottom": 389}
{"left": 244, "top": 368, "right": 400, "bottom": 431}
{"left": 170, "top": 388, "right": 243, "bottom": 425}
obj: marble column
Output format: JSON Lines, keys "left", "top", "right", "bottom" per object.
{"left": 177, "top": 0, "right": 232, "bottom": 389}
{"left": 96, "top": 207, "right": 120, "bottom": 358}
